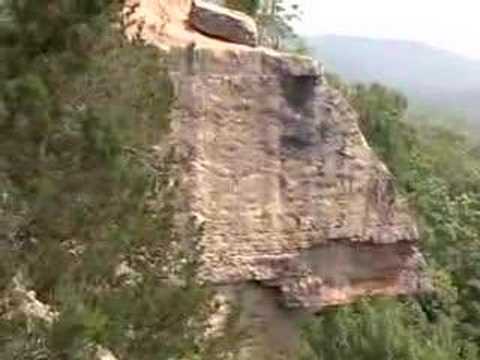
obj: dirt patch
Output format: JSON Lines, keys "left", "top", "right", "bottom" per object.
{"left": 123, "top": 0, "right": 260, "bottom": 53}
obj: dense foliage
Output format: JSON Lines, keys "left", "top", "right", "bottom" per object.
{"left": 300, "top": 78, "right": 480, "bottom": 359}
{"left": 300, "top": 299, "right": 476, "bottom": 360}
{"left": 0, "top": 1, "right": 224, "bottom": 359}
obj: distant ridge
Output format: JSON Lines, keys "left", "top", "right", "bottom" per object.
{"left": 308, "top": 35, "right": 480, "bottom": 124}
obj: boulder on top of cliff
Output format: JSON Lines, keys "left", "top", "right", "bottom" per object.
{"left": 189, "top": 0, "right": 258, "bottom": 47}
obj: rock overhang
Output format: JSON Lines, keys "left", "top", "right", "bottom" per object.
{"left": 168, "top": 48, "right": 426, "bottom": 310}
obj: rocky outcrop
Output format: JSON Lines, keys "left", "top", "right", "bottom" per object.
{"left": 170, "top": 49, "right": 425, "bottom": 308}
{"left": 169, "top": 48, "right": 426, "bottom": 358}
{"left": 122, "top": 0, "right": 426, "bottom": 356}
{"left": 3, "top": 274, "right": 59, "bottom": 325}
{"left": 189, "top": 0, "right": 258, "bottom": 47}
{"left": 2, "top": 275, "right": 118, "bottom": 360}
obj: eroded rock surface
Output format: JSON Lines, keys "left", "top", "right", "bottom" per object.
{"left": 3, "top": 275, "right": 58, "bottom": 324}
{"left": 123, "top": 0, "right": 426, "bottom": 356}
{"left": 168, "top": 49, "right": 427, "bottom": 356}
{"left": 170, "top": 49, "right": 424, "bottom": 309}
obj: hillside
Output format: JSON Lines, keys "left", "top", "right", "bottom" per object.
{"left": 3, "top": 1, "right": 480, "bottom": 360}
{"left": 308, "top": 35, "right": 480, "bottom": 124}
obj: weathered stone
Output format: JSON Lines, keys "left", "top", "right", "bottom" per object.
{"left": 189, "top": 0, "right": 258, "bottom": 47}
{"left": 6, "top": 274, "right": 59, "bottom": 324}
{"left": 170, "top": 49, "right": 424, "bottom": 307}
{"left": 169, "top": 49, "right": 426, "bottom": 355}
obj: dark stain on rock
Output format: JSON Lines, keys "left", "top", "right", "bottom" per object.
{"left": 280, "top": 74, "right": 317, "bottom": 115}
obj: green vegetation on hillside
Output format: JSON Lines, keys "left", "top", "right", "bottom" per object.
{"left": 0, "top": 1, "right": 228, "bottom": 359}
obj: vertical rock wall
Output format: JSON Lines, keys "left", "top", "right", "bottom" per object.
{"left": 123, "top": 0, "right": 426, "bottom": 356}
{"left": 170, "top": 49, "right": 424, "bottom": 305}
{"left": 168, "top": 48, "right": 425, "bottom": 356}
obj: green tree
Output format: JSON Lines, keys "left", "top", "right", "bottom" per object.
{"left": 224, "top": 0, "right": 302, "bottom": 50}
{"left": 257, "top": 0, "right": 301, "bottom": 49}
{"left": 300, "top": 299, "right": 477, "bottom": 360}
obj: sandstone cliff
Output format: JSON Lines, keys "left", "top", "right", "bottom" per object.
{"left": 123, "top": 0, "right": 426, "bottom": 355}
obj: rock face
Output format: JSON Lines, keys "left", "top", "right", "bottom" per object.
{"left": 189, "top": 0, "right": 258, "bottom": 46}
{"left": 123, "top": 0, "right": 426, "bottom": 356}
{"left": 171, "top": 49, "right": 424, "bottom": 306}
{"left": 169, "top": 48, "right": 426, "bottom": 356}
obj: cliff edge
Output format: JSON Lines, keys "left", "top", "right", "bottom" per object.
{"left": 123, "top": 0, "right": 426, "bottom": 355}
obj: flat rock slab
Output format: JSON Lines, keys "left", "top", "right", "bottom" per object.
{"left": 189, "top": 0, "right": 258, "bottom": 47}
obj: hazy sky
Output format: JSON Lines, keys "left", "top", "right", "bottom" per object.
{"left": 288, "top": 0, "right": 480, "bottom": 60}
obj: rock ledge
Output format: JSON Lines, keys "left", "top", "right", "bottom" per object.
{"left": 189, "top": 0, "right": 258, "bottom": 47}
